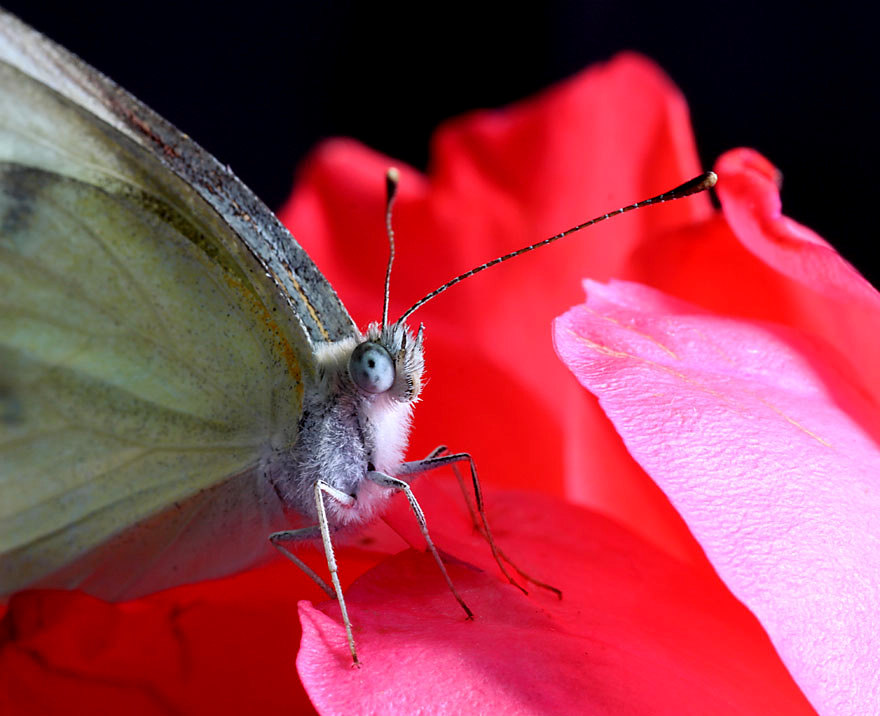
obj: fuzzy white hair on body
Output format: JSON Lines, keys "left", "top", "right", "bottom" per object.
{"left": 260, "top": 321, "right": 424, "bottom": 529}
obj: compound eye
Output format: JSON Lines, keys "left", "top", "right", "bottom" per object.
{"left": 349, "top": 341, "right": 395, "bottom": 394}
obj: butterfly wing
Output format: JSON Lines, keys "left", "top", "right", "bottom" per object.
{"left": 0, "top": 10, "right": 356, "bottom": 599}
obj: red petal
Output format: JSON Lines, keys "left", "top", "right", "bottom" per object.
{"left": 297, "top": 483, "right": 815, "bottom": 715}
{"left": 554, "top": 280, "right": 880, "bottom": 715}
{"left": 715, "top": 149, "right": 880, "bottom": 404}
{"left": 278, "top": 55, "right": 711, "bottom": 565}
{"left": 715, "top": 148, "right": 879, "bottom": 309}
{"left": 0, "top": 543, "right": 394, "bottom": 716}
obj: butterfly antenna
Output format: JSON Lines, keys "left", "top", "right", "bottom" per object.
{"left": 382, "top": 167, "right": 400, "bottom": 330}
{"left": 396, "top": 171, "right": 717, "bottom": 324}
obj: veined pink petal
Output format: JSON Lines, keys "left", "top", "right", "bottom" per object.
{"left": 554, "top": 280, "right": 880, "bottom": 715}
{"left": 297, "top": 482, "right": 815, "bottom": 715}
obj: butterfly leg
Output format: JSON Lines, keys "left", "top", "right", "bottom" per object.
{"left": 367, "top": 470, "right": 473, "bottom": 620}
{"left": 268, "top": 526, "right": 334, "bottom": 598}
{"left": 423, "top": 448, "right": 559, "bottom": 596}
{"left": 308, "top": 479, "right": 361, "bottom": 666}
{"left": 446, "top": 458, "right": 562, "bottom": 599}
{"left": 398, "top": 452, "right": 562, "bottom": 599}
{"left": 431, "top": 449, "right": 483, "bottom": 531}
{"left": 412, "top": 446, "right": 481, "bottom": 535}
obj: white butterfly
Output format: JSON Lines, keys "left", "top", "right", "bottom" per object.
{"left": 0, "top": 9, "right": 714, "bottom": 663}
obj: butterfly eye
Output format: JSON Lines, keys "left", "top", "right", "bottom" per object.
{"left": 348, "top": 341, "right": 395, "bottom": 394}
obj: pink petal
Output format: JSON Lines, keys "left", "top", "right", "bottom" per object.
{"left": 554, "top": 280, "right": 880, "bottom": 715}
{"left": 298, "top": 482, "right": 815, "bottom": 714}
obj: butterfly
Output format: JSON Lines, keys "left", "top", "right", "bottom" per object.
{"left": 0, "top": 9, "right": 715, "bottom": 664}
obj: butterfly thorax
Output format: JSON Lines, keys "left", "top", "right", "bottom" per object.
{"left": 260, "top": 322, "right": 425, "bottom": 528}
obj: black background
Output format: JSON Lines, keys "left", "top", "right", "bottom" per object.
{"left": 6, "top": 1, "right": 878, "bottom": 286}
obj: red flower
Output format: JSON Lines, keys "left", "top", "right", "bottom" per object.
{"left": 2, "top": 54, "right": 849, "bottom": 714}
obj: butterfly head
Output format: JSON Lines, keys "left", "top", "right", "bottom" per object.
{"left": 348, "top": 321, "right": 425, "bottom": 404}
